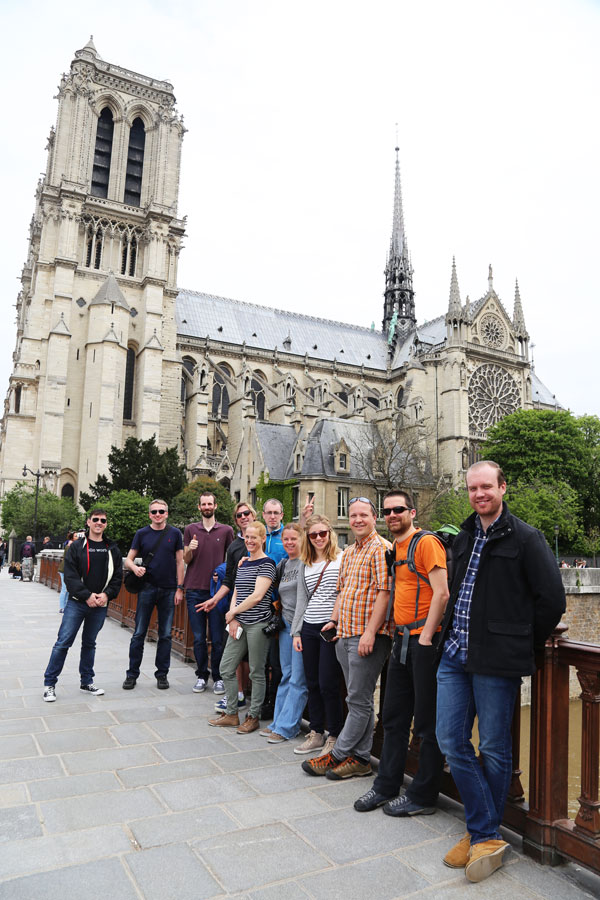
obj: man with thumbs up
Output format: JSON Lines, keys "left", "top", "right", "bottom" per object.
{"left": 183, "top": 493, "right": 234, "bottom": 694}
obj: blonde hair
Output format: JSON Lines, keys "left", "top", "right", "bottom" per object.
{"left": 282, "top": 522, "right": 303, "bottom": 537}
{"left": 245, "top": 521, "right": 266, "bottom": 545}
{"left": 301, "top": 514, "right": 339, "bottom": 565}
{"left": 234, "top": 501, "right": 257, "bottom": 520}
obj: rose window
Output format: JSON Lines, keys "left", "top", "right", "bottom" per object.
{"left": 468, "top": 364, "right": 520, "bottom": 434}
{"left": 480, "top": 314, "right": 506, "bottom": 349}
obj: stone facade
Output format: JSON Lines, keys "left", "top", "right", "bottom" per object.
{"left": 0, "top": 42, "right": 558, "bottom": 534}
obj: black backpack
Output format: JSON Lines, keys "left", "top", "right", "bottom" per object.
{"left": 385, "top": 525, "right": 459, "bottom": 663}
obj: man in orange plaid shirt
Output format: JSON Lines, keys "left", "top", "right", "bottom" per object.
{"left": 301, "top": 497, "right": 392, "bottom": 780}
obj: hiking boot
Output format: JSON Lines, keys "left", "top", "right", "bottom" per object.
{"left": 122, "top": 677, "right": 137, "bottom": 690}
{"left": 301, "top": 751, "right": 339, "bottom": 776}
{"left": 237, "top": 714, "right": 260, "bottom": 734}
{"left": 326, "top": 756, "right": 372, "bottom": 780}
{"left": 383, "top": 795, "right": 436, "bottom": 817}
{"left": 354, "top": 788, "right": 394, "bottom": 812}
{"left": 43, "top": 686, "right": 56, "bottom": 702}
{"left": 80, "top": 683, "right": 104, "bottom": 696}
{"left": 208, "top": 713, "right": 240, "bottom": 727}
{"left": 465, "top": 840, "right": 508, "bottom": 883}
{"left": 443, "top": 833, "right": 471, "bottom": 868}
{"left": 156, "top": 676, "right": 169, "bottom": 689}
{"left": 293, "top": 730, "right": 325, "bottom": 755}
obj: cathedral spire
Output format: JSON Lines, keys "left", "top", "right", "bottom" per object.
{"left": 513, "top": 278, "right": 528, "bottom": 336}
{"left": 447, "top": 257, "right": 462, "bottom": 318}
{"left": 383, "top": 146, "right": 415, "bottom": 350}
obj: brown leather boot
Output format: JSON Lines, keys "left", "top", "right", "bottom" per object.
{"left": 237, "top": 714, "right": 260, "bottom": 734}
{"left": 465, "top": 839, "right": 508, "bottom": 882}
{"left": 208, "top": 713, "right": 239, "bottom": 727}
{"left": 443, "top": 833, "right": 471, "bottom": 868}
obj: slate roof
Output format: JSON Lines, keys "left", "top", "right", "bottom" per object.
{"left": 531, "top": 372, "right": 558, "bottom": 407}
{"left": 254, "top": 422, "right": 298, "bottom": 481}
{"left": 176, "top": 289, "right": 389, "bottom": 370}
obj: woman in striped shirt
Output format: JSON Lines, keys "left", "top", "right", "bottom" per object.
{"left": 208, "top": 521, "right": 276, "bottom": 734}
{"left": 291, "top": 515, "right": 344, "bottom": 756}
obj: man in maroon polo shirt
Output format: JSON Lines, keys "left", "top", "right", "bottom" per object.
{"left": 183, "top": 492, "right": 234, "bottom": 694}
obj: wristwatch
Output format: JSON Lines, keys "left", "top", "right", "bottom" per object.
{"left": 177, "top": 584, "right": 184, "bottom": 590}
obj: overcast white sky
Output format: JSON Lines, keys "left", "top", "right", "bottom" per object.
{"left": 1, "top": 0, "right": 598, "bottom": 417}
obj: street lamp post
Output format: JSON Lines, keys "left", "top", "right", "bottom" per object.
{"left": 554, "top": 523, "right": 560, "bottom": 564}
{"left": 22, "top": 465, "right": 43, "bottom": 545}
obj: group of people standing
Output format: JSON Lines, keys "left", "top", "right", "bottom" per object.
{"left": 39, "top": 460, "right": 567, "bottom": 886}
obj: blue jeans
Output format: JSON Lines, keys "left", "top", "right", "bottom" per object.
{"left": 436, "top": 652, "right": 520, "bottom": 843}
{"left": 44, "top": 598, "right": 108, "bottom": 686}
{"left": 127, "top": 584, "right": 175, "bottom": 679}
{"left": 58, "top": 572, "right": 68, "bottom": 611}
{"left": 185, "top": 589, "right": 225, "bottom": 682}
{"left": 270, "top": 620, "right": 308, "bottom": 739}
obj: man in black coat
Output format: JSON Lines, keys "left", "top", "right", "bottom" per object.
{"left": 435, "top": 461, "right": 565, "bottom": 883}
{"left": 42, "top": 509, "right": 123, "bottom": 702}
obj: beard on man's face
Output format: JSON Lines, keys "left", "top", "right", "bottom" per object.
{"left": 201, "top": 507, "right": 215, "bottom": 518}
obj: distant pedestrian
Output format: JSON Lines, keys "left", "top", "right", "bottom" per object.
{"left": 20, "top": 535, "right": 36, "bottom": 581}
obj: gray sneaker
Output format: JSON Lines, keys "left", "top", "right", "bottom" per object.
{"left": 193, "top": 678, "right": 207, "bottom": 693}
{"left": 43, "top": 686, "right": 56, "bottom": 702}
{"left": 293, "top": 730, "right": 325, "bottom": 755}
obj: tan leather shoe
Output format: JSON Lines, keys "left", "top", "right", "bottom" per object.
{"left": 465, "top": 839, "right": 508, "bottom": 882}
{"left": 443, "top": 833, "right": 471, "bottom": 868}
{"left": 237, "top": 714, "right": 260, "bottom": 734}
{"left": 208, "top": 713, "right": 239, "bottom": 727}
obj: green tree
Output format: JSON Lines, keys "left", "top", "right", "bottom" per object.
{"left": 79, "top": 437, "right": 186, "bottom": 509}
{"left": 427, "top": 489, "right": 473, "bottom": 532}
{"left": 86, "top": 490, "right": 151, "bottom": 554}
{"left": 481, "top": 409, "right": 588, "bottom": 486}
{"left": 170, "top": 477, "right": 235, "bottom": 530}
{"left": 574, "top": 415, "right": 600, "bottom": 533}
{"left": 1, "top": 482, "right": 84, "bottom": 542}
{"left": 505, "top": 480, "right": 583, "bottom": 550}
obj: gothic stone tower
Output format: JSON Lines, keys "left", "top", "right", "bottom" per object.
{"left": 0, "top": 39, "right": 186, "bottom": 501}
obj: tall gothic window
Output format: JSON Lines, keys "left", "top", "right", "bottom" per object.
{"left": 121, "top": 235, "right": 137, "bottom": 277}
{"left": 212, "top": 370, "right": 230, "bottom": 419}
{"left": 124, "top": 118, "right": 145, "bottom": 207}
{"left": 85, "top": 226, "right": 103, "bottom": 270}
{"left": 250, "top": 378, "right": 266, "bottom": 420}
{"left": 123, "top": 346, "right": 136, "bottom": 420}
{"left": 91, "top": 108, "right": 114, "bottom": 198}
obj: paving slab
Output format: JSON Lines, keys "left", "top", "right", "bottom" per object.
{"left": 0, "top": 804, "right": 43, "bottom": 842}
{"left": 117, "top": 756, "right": 220, "bottom": 788}
{"left": 125, "top": 842, "right": 222, "bottom": 899}
{"left": 130, "top": 805, "right": 240, "bottom": 848}
{"left": 300, "top": 854, "right": 430, "bottom": 899}
{"left": 28, "top": 770, "right": 122, "bottom": 801}
{"left": 0, "top": 857, "right": 139, "bottom": 900}
{"left": 154, "top": 772, "right": 258, "bottom": 811}
{"left": 39, "top": 786, "right": 165, "bottom": 833}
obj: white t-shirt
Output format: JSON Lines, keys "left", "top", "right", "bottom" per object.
{"left": 302, "top": 551, "right": 343, "bottom": 624}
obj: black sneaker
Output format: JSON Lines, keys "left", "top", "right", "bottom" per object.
{"left": 80, "top": 683, "right": 104, "bottom": 696}
{"left": 354, "top": 788, "right": 395, "bottom": 812}
{"left": 122, "top": 677, "right": 137, "bottom": 690}
{"left": 43, "top": 686, "right": 56, "bottom": 702}
{"left": 156, "top": 676, "right": 169, "bottom": 689}
{"left": 383, "top": 795, "right": 436, "bottom": 817}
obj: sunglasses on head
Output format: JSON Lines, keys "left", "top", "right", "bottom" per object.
{"left": 91, "top": 517, "right": 107, "bottom": 523}
{"left": 383, "top": 506, "right": 412, "bottom": 516}
{"left": 308, "top": 530, "right": 329, "bottom": 540}
{"left": 150, "top": 509, "right": 166, "bottom": 515}
{"left": 236, "top": 510, "right": 252, "bottom": 519}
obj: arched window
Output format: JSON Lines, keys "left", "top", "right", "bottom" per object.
{"left": 212, "top": 371, "right": 230, "bottom": 418}
{"left": 181, "top": 356, "right": 195, "bottom": 403}
{"left": 250, "top": 377, "right": 266, "bottom": 420}
{"left": 123, "top": 346, "right": 136, "bottom": 420}
{"left": 121, "top": 234, "right": 138, "bottom": 277}
{"left": 85, "top": 225, "right": 103, "bottom": 270}
{"left": 14, "top": 385, "right": 22, "bottom": 414}
{"left": 61, "top": 484, "right": 75, "bottom": 500}
{"left": 396, "top": 387, "right": 404, "bottom": 408}
{"left": 91, "top": 108, "right": 114, "bottom": 198}
{"left": 124, "top": 118, "right": 145, "bottom": 207}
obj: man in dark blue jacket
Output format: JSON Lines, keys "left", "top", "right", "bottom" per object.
{"left": 435, "top": 461, "right": 565, "bottom": 884}
{"left": 43, "top": 509, "right": 123, "bottom": 702}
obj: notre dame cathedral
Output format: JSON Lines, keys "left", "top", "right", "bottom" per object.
{"left": 0, "top": 40, "right": 557, "bottom": 542}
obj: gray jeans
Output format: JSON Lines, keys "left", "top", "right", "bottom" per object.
{"left": 334, "top": 634, "right": 391, "bottom": 762}
{"left": 220, "top": 620, "right": 270, "bottom": 718}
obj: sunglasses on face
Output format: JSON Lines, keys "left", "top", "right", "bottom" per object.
{"left": 308, "top": 530, "right": 329, "bottom": 540}
{"left": 150, "top": 509, "right": 166, "bottom": 515}
{"left": 383, "top": 506, "right": 412, "bottom": 516}
{"left": 91, "top": 517, "right": 107, "bottom": 523}
{"left": 236, "top": 510, "right": 252, "bottom": 519}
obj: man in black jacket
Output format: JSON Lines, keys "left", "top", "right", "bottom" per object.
{"left": 43, "top": 509, "right": 123, "bottom": 702}
{"left": 436, "top": 461, "right": 565, "bottom": 883}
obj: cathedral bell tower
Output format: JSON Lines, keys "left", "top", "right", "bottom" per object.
{"left": 0, "top": 38, "right": 186, "bottom": 501}
{"left": 382, "top": 147, "right": 415, "bottom": 352}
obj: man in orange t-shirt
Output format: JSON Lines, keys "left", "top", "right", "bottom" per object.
{"left": 354, "top": 489, "right": 449, "bottom": 817}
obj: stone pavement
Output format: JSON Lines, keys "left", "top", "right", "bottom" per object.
{"left": 1, "top": 573, "right": 599, "bottom": 900}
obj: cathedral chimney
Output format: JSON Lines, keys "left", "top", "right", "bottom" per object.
{"left": 382, "top": 147, "right": 415, "bottom": 351}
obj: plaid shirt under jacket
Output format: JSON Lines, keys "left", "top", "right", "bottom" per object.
{"left": 337, "top": 530, "right": 393, "bottom": 639}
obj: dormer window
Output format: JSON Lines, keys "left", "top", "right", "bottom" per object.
{"left": 334, "top": 440, "right": 350, "bottom": 475}
{"left": 339, "top": 453, "right": 347, "bottom": 471}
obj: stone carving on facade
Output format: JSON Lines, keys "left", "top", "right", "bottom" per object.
{"left": 468, "top": 364, "right": 520, "bottom": 435}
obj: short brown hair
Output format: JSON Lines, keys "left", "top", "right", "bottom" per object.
{"left": 199, "top": 492, "right": 217, "bottom": 504}
{"left": 383, "top": 489, "right": 415, "bottom": 510}
{"left": 467, "top": 460, "right": 506, "bottom": 486}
